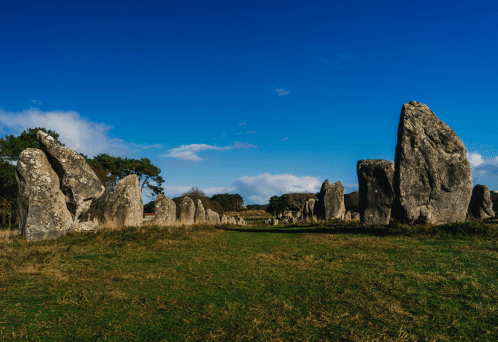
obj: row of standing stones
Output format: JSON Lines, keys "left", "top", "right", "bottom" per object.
{"left": 15, "top": 131, "right": 246, "bottom": 242}
{"left": 14, "top": 101, "right": 495, "bottom": 241}
{"left": 263, "top": 101, "right": 495, "bottom": 226}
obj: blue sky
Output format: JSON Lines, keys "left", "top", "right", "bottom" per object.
{"left": 1, "top": 0, "right": 497, "bottom": 205}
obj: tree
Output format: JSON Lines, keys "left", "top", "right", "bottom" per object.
{"left": 173, "top": 187, "right": 223, "bottom": 215}
{"left": 286, "top": 192, "right": 317, "bottom": 213}
{"left": 266, "top": 195, "right": 287, "bottom": 216}
{"left": 144, "top": 201, "right": 155, "bottom": 214}
{"left": 210, "top": 193, "right": 244, "bottom": 211}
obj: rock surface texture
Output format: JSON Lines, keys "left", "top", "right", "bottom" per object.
{"left": 195, "top": 199, "right": 205, "bottom": 223}
{"left": 178, "top": 196, "right": 195, "bottom": 224}
{"left": 469, "top": 185, "right": 495, "bottom": 219}
{"left": 392, "top": 101, "right": 473, "bottom": 224}
{"left": 318, "top": 180, "right": 345, "bottom": 220}
{"left": 344, "top": 191, "right": 360, "bottom": 213}
{"left": 357, "top": 159, "right": 395, "bottom": 225}
{"left": 151, "top": 194, "right": 176, "bottom": 224}
{"left": 206, "top": 209, "right": 220, "bottom": 224}
{"left": 16, "top": 149, "right": 74, "bottom": 241}
{"left": 104, "top": 174, "right": 143, "bottom": 227}
{"left": 36, "top": 130, "right": 105, "bottom": 227}
{"left": 491, "top": 191, "right": 498, "bottom": 216}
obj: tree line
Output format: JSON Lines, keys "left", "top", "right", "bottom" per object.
{"left": 0, "top": 127, "right": 246, "bottom": 227}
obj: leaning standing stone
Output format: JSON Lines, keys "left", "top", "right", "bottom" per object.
{"left": 357, "top": 159, "right": 395, "bottom": 225}
{"left": 469, "top": 184, "right": 495, "bottom": 219}
{"left": 104, "top": 174, "right": 143, "bottom": 227}
{"left": 392, "top": 101, "right": 473, "bottom": 224}
{"left": 151, "top": 194, "right": 176, "bottom": 224}
{"left": 195, "top": 199, "right": 205, "bottom": 223}
{"left": 16, "top": 149, "right": 74, "bottom": 241}
{"left": 36, "top": 130, "right": 105, "bottom": 228}
{"left": 206, "top": 209, "right": 220, "bottom": 224}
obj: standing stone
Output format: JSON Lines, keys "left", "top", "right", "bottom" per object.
{"left": 178, "top": 196, "right": 195, "bottom": 225}
{"left": 317, "top": 180, "right": 345, "bottom": 220}
{"left": 229, "top": 217, "right": 236, "bottom": 225}
{"left": 220, "top": 214, "right": 229, "bottom": 224}
{"left": 469, "top": 185, "right": 495, "bottom": 219}
{"left": 344, "top": 211, "right": 351, "bottom": 221}
{"left": 308, "top": 198, "right": 316, "bottom": 221}
{"left": 151, "top": 194, "right": 176, "bottom": 224}
{"left": 392, "top": 101, "right": 473, "bottom": 224}
{"left": 16, "top": 149, "right": 74, "bottom": 241}
{"left": 270, "top": 218, "right": 279, "bottom": 226}
{"left": 195, "top": 199, "right": 205, "bottom": 223}
{"left": 357, "top": 159, "right": 395, "bottom": 225}
{"left": 206, "top": 209, "right": 220, "bottom": 224}
{"left": 344, "top": 191, "right": 360, "bottom": 213}
{"left": 491, "top": 191, "right": 498, "bottom": 217}
{"left": 36, "top": 131, "right": 105, "bottom": 228}
{"left": 104, "top": 174, "right": 143, "bottom": 227}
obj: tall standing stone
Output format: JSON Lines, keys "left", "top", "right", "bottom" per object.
{"left": 392, "top": 101, "right": 473, "bottom": 224}
{"left": 178, "top": 196, "right": 195, "bottom": 224}
{"left": 469, "top": 185, "right": 495, "bottom": 219}
{"left": 16, "top": 149, "right": 74, "bottom": 241}
{"left": 151, "top": 194, "right": 176, "bottom": 224}
{"left": 344, "top": 191, "right": 359, "bottom": 213}
{"left": 317, "top": 180, "right": 345, "bottom": 220}
{"left": 357, "top": 159, "right": 395, "bottom": 225}
{"left": 206, "top": 209, "right": 220, "bottom": 224}
{"left": 195, "top": 199, "right": 205, "bottom": 223}
{"left": 104, "top": 174, "right": 143, "bottom": 227}
{"left": 36, "top": 130, "right": 105, "bottom": 228}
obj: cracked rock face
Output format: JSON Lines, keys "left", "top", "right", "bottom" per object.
{"left": 178, "top": 196, "right": 195, "bottom": 224}
{"left": 104, "top": 174, "right": 143, "bottom": 227}
{"left": 206, "top": 209, "right": 219, "bottom": 224}
{"left": 151, "top": 194, "right": 176, "bottom": 224}
{"left": 392, "top": 101, "right": 473, "bottom": 224}
{"left": 318, "top": 179, "right": 345, "bottom": 220}
{"left": 15, "top": 149, "right": 74, "bottom": 241}
{"left": 469, "top": 185, "right": 495, "bottom": 219}
{"left": 357, "top": 159, "right": 395, "bottom": 225}
{"left": 36, "top": 130, "right": 105, "bottom": 226}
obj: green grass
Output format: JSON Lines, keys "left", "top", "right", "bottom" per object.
{"left": 1, "top": 218, "right": 498, "bottom": 341}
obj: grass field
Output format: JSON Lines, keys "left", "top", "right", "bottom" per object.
{"left": 1, "top": 215, "right": 497, "bottom": 341}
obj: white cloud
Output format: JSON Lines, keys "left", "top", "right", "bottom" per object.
{"left": 276, "top": 88, "right": 290, "bottom": 96}
{"left": 236, "top": 131, "right": 256, "bottom": 135}
{"left": 229, "top": 173, "right": 321, "bottom": 204}
{"left": 238, "top": 122, "right": 247, "bottom": 126}
{"left": 279, "top": 137, "right": 288, "bottom": 141}
{"left": 161, "top": 141, "right": 258, "bottom": 161}
{"left": 0, "top": 107, "right": 162, "bottom": 159}
{"left": 30, "top": 99, "right": 41, "bottom": 105}
{"left": 468, "top": 153, "right": 484, "bottom": 167}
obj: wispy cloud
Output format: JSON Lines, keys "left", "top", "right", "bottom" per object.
{"left": 279, "top": 137, "right": 288, "bottom": 141}
{"left": 238, "top": 122, "right": 247, "bottom": 126}
{"left": 30, "top": 99, "right": 41, "bottom": 105}
{"left": 236, "top": 131, "right": 256, "bottom": 135}
{"left": 161, "top": 141, "right": 258, "bottom": 161}
{"left": 467, "top": 152, "right": 498, "bottom": 191}
{"left": 276, "top": 88, "right": 290, "bottom": 96}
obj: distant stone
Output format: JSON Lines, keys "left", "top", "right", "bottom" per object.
{"left": 357, "top": 159, "right": 395, "bottom": 225}
{"left": 351, "top": 212, "right": 360, "bottom": 222}
{"left": 195, "top": 199, "right": 205, "bottom": 223}
{"left": 178, "top": 196, "right": 195, "bottom": 224}
{"left": 151, "top": 194, "right": 176, "bottom": 224}
{"left": 344, "top": 211, "right": 351, "bottom": 221}
{"left": 236, "top": 217, "right": 247, "bottom": 225}
{"left": 104, "top": 174, "right": 143, "bottom": 227}
{"left": 229, "top": 217, "right": 236, "bottom": 225}
{"left": 392, "top": 101, "right": 473, "bottom": 224}
{"left": 344, "top": 191, "right": 359, "bottom": 212}
{"left": 491, "top": 191, "right": 498, "bottom": 217}
{"left": 469, "top": 185, "right": 495, "bottom": 219}
{"left": 270, "top": 218, "right": 279, "bottom": 226}
{"left": 220, "top": 214, "right": 229, "bottom": 224}
{"left": 206, "top": 209, "right": 220, "bottom": 224}
{"left": 36, "top": 130, "right": 105, "bottom": 228}
{"left": 72, "top": 221, "right": 99, "bottom": 232}
{"left": 16, "top": 149, "right": 74, "bottom": 241}
{"left": 317, "top": 180, "right": 345, "bottom": 220}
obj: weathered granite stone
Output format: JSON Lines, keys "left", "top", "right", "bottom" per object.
{"left": 16, "top": 149, "right": 74, "bottom": 241}
{"left": 282, "top": 219, "right": 289, "bottom": 224}
{"left": 195, "top": 199, "right": 205, "bottom": 223}
{"left": 104, "top": 174, "right": 143, "bottom": 227}
{"left": 344, "top": 211, "right": 351, "bottom": 221}
{"left": 351, "top": 212, "right": 360, "bottom": 222}
{"left": 263, "top": 219, "right": 269, "bottom": 224}
{"left": 317, "top": 180, "right": 345, "bottom": 220}
{"left": 151, "top": 194, "right": 176, "bottom": 224}
{"left": 270, "top": 218, "right": 279, "bottom": 226}
{"left": 344, "top": 191, "right": 359, "bottom": 213}
{"left": 220, "top": 214, "right": 229, "bottom": 224}
{"left": 469, "top": 185, "right": 495, "bottom": 219}
{"left": 392, "top": 101, "right": 473, "bottom": 224}
{"left": 357, "top": 159, "right": 395, "bottom": 225}
{"left": 36, "top": 130, "right": 105, "bottom": 227}
{"left": 229, "top": 217, "right": 236, "bottom": 225}
{"left": 308, "top": 198, "right": 316, "bottom": 221}
{"left": 236, "top": 217, "right": 247, "bottom": 225}
{"left": 178, "top": 196, "right": 195, "bottom": 224}
{"left": 206, "top": 209, "right": 220, "bottom": 224}
{"left": 491, "top": 191, "right": 498, "bottom": 217}
{"left": 72, "top": 221, "right": 99, "bottom": 232}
